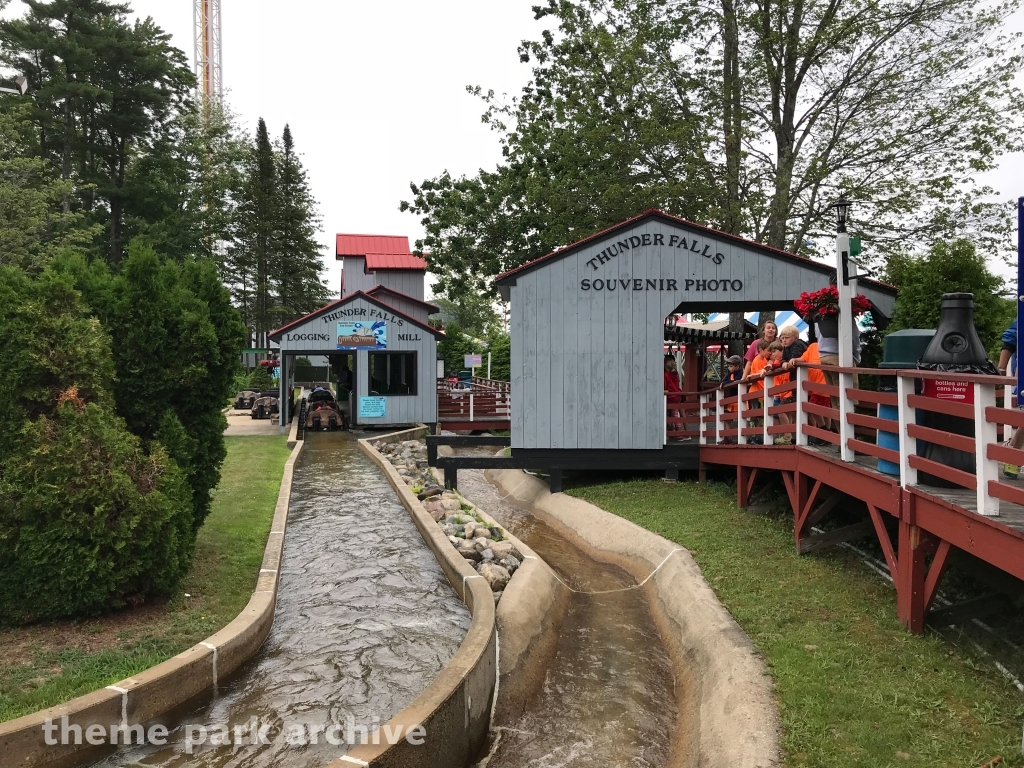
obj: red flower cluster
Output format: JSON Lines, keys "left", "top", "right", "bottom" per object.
{"left": 794, "top": 286, "right": 872, "bottom": 317}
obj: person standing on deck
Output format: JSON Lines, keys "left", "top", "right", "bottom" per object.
{"left": 717, "top": 355, "right": 744, "bottom": 444}
{"left": 664, "top": 355, "right": 683, "bottom": 406}
{"left": 746, "top": 339, "right": 772, "bottom": 444}
{"left": 996, "top": 320, "right": 1024, "bottom": 478}
{"left": 742, "top": 321, "right": 779, "bottom": 378}
{"left": 664, "top": 356, "right": 685, "bottom": 437}
{"left": 817, "top": 315, "right": 860, "bottom": 430}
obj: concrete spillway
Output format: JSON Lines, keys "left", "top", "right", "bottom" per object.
{"left": 87, "top": 432, "right": 470, "bottom": 767}
{"left": 457, "top": 468, "right": 679, "bottom": 768}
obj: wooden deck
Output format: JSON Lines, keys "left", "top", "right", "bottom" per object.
{"left": 801, "top": 441, "right": 1024, "bottom": 535}
{"left": 699, "top": 440, "right": 1024, "bottom": 633}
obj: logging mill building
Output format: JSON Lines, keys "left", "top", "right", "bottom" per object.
{"left": 269, "top": 233, "right": 441, "bottom": 428}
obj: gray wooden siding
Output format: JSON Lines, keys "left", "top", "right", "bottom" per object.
{"left": 509, "top": 218, "right": 886, "bottom": 450}
{"left": 276, "top": 295, "right": 437, "bottom": 426}
{"left": 341, "top": 258, "right": 426, "bottom": 304}
{"left": 375, "top": 270, "right": 425, "bottom": 301}
{"left": 342, "top": 257, "right": 377, "bottom": 294}
{"left": 371, "top": 293, "right": 431, "bottom": 325}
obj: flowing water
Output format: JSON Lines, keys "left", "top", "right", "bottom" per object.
{"left": 456, "top": 469, "right": 679, "bottom": 768}
{"left": 87, "top": 432, "right": 470, "bottom": 767}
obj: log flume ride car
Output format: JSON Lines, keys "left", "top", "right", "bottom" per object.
{"left": 305, "top": 387, "right": 347, "bottom": 431}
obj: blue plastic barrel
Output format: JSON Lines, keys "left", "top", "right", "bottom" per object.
{"left": 876, "top": 402, "right": 900, "bottom": 475}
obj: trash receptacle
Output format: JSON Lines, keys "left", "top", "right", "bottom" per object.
{"left": 916, "top": 292, "right": 999, "bottom": 487}
{"left": 876, "top": 329, "right": 936, "bottom": 475}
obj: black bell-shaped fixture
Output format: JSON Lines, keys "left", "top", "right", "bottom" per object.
{"left": 918, "top": 293, "right": 998, "bottom": 373}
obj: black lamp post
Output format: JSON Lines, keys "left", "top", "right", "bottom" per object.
{"left": 832, "top": 195, "right": 852, "bottom": 234}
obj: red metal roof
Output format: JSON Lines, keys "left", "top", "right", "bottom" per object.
{"left": 335, "top": 234, "right": 410, "bottom": 258}
{"left": 364, "top": 252, "right": 427, "bottom": 271}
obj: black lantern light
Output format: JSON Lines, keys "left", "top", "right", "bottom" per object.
{"left": 832, "top": 195, "right": 852, "bottom": 234}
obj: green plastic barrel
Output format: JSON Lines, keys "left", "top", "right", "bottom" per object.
{"left": 876, "top": 330, "right": 936, "bottom": 475}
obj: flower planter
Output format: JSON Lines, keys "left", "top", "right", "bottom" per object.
{"left": 816, "top": 314, "right": 839, "bottom": 338}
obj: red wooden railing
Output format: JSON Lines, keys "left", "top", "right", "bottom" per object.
{"left": 699, "top": 364, "right": 1020, "bottom": 517}
{"left": 438, "top": 379, "right": 511, "bottom": 424}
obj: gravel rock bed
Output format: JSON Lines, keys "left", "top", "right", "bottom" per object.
{"left": 373, "top": 438, "right": 523, "bottom": 603}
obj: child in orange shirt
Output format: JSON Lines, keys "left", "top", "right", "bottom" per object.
{"left": 746, "top": 339, "right": 772, "bottom": 442}
{"left": 748, "top": 339, "right": 771, "bottom": 392}
{"left": 764, "top": 341, "right": 792, "bottom": 443}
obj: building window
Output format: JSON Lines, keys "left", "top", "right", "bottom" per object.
{"left": 368, "top": 352, "right": 417, "bottom": 395}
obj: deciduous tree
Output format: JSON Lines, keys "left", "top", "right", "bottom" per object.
{"left": 404, "top": 0, "right": 1023, "bottom": 299}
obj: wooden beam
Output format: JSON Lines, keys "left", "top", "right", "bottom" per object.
{"left": 798, "top": 520, "right": 875, "bottom": 555}
{"left": 923, "top": 539, "right": 953, "bottom": 614}
{"left": 928, "top": 593, "right": 1011, "bottom": 625}
{"left": 805, "top": 490, "right": 842, "bottom": 530}
{"left": 866, "top": 503, "right": 898, "bottom": 579}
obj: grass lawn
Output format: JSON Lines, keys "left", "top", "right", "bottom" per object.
{"left": 569, "top": 478, "right": 1024, "bottom": 768}
{"left": 0, "top": 435, "right": 292, "bottom": 723}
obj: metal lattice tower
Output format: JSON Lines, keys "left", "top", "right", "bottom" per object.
{"left": 193, "top": 0, "right": 222, "bottom": 103}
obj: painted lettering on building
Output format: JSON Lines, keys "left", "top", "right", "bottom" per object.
{"left": 397, "top": 333, "right": 422, "bottom": 341}
{"left": 580, "top": 277, "right": 743, "bottom": 292}
{"left": 285, "top": 332, "right": 331, "bottom": 341}
{"left": 584, "top": 230, "right": 725, "bottom": 272}
{"left": 321, "top": 305, "right": 405, "bottom": 326}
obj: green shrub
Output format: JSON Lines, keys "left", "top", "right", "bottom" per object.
{"left": 0, "top": 267, "right": 116, "bottom": 459}
{"left": 53, "top": 242, "right": 247, "bottom": 529}
{"left": 0, "top": 266, "right": 195, "bottom": 623}
{"left": 232, "top": 370, "right": 253, "bottom": 394}
{"left": 0, "top": 403, "right": 194, "bottom": 623}
{"left": 249, "top": 365, "right": 272, "bottom": 392}
{"left": 886, "top": 239, "right": 1015, "bottom": 359}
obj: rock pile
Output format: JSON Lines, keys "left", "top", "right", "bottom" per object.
{"left": 374, "top": 439, "right": 433, "bottom": 488}
{"left": 372, "top": 437, "right": 522, "bottom": 603}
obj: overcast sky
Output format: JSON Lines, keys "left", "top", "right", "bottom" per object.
{"left": 4, "top": 0, "right": 1022, "bottom": 288}
{"left": 134, "top": 0, "right": 544, "bottom": 296}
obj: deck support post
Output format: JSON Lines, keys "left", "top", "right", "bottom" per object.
{"left": 790, "top": 472, "right": 810, "bottom": 548}
{"left": 896, "top": 491, "right": 954, "bottom": 633}
{"left": 839, "top": 371, "right": 855, "bottom": 462}
{"left": 444, "top": 466, "right": 458, "bottom": 490}
{"left": 667, "top": 466, "right": 680, "bottom": 483}
{"left": 737, "top": 465, "right": 758, "bottom": 508}
{"left": 549, "top": 468, "right": 563, "bottom": 494}
{"left": 897, "top": 519, "right": 927, "bottom": 633}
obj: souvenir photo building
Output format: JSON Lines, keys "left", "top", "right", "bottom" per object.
{"left": 268, "top": 233, "right": 442, "bottom": 428}
{"left": 493, "top": 209, "right": 898, "bottom": 482}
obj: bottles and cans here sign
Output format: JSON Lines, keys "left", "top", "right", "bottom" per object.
{"left": 922, "top": 378, "right": 973, "bottom": 403}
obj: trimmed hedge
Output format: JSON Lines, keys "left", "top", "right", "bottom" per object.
{"left": 0, "top": 404, "right": 193, "bottom": 622}
{"left": 0, "top": 267, "right": 195, "bottom": 623}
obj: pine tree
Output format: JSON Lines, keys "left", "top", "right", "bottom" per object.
{"left": 0, "top": 0, "right": 195, "bottom": 265}
{"left": 275, "top": 124, "right": 330, "bottom": 323}
{"left": 230, "top": 117, "right": 279, "bottom": 346}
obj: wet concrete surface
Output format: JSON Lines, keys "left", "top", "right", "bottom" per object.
{"left": 456, "top": 468, "right": 678, "bottom": 768}
{"left": 87, "top": 432, "right": 470, "bottom": 767}
{"left": 223, "top": 410, "right": 285, "bottom": 437}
